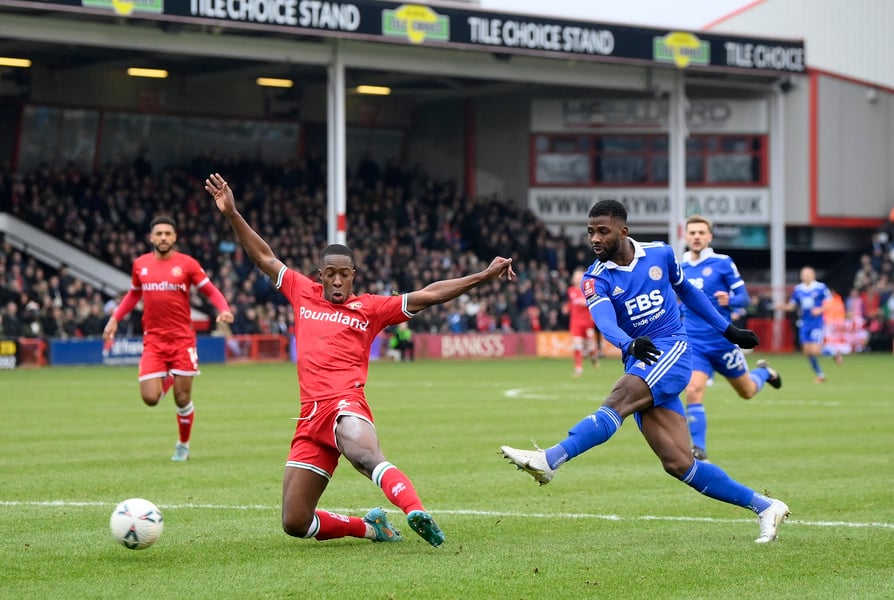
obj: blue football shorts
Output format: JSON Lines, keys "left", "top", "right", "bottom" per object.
{"left": 689, "top": 333, "right": 749, "bottom": 380}
{"left": 624, "top": 333, "right": 690, "bottom": 428}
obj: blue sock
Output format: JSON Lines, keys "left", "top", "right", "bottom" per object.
{"left": 749, "top": 369, "right": 768, "bottom": 393}
{"left": 686, "top": 403, "right": 707, "bottom": 451}
{"left": 808, "top": 355, "right": 822, "bottom": 375}
{"left": 544, "top": 406, "right": 623, "bottom": 469}
{"left": 681, "top": 460, "right": 773, "bottom": 514}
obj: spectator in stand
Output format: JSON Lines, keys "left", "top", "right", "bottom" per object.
{"left": 232, "top": 306, "right": 264, "bottom": 335}
{"left": 445, "top": 303, "right": 467, "bottom": 333}
{"left": 40, "top": 305, "right": 67, "bottom": 339}
{"left": 870, "top": 232, "right": 890, "bottom": 272}
{"left": 845, "top": 288, "right": 865, "bottom": 320}
{"left": 852, "top": 254, "right": 878, "bottom": 293}
{"left": 475, "top": 299, "right": 497, "bottom": 332}
{"left": 20, "top": 300, "right": 42, "bottom": 338}
{"left": 388, "top": 322, "right": 415, "bottom": 361}
{"left": 2, "top": 301, "right": 23, "bottom": 337}
{"left": 79, "top": 300, "right": 107, "bottom": 337}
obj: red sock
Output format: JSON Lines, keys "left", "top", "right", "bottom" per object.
{"left": 176, "top": 402, "right": 194, "bottom": 444}
{"left": 157, "top": 374, "right": 175, "bottom": 403}
{"left": 372, "top": 462, "right": 424, "bottom": 514}
{"left": 573, "top": 349, "right": 583, "bottom": 370}
{"left": 313, "top": 510, "right": 367, "bottom": 540}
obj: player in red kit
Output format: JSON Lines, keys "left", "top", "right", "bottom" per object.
{"left": 568, "top": 268, "right": 603, "bottom": 376}
{"left": 206, "top": 172, "right": 516, "bottom": 548}
{"left": 103, "top": 216, "right": 234, "bottom": 461}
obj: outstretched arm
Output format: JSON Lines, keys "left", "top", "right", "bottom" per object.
{"left": 405, "top": 257, "right": 516, "bottom": 314}
{"left": 205, "top": 173, "right": 284, "bottom": 281}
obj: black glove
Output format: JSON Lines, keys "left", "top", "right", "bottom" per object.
{"left": 627, "top": 336, "right": 660, "bottom": 365}
{"left": 723, "top": 324, "right": 760, "bottom": 349}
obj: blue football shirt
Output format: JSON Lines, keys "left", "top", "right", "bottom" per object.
{"left": 681, "top": 248, "right": 749, "bottom": 337}
{"left": 790, "top": 281, "right": 831, "bottom": 332}
{"left": 582, "top": 239, "right": 685, "bottom": 347}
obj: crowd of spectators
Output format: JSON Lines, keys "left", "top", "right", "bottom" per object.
{"left": 845, "top": 229, "right": 894, "bottom": 350}
{"left": 3, "top": 156, "right": 891, "bottom": 352}
{"left": 0, "top": 244, "right": 111, "bottom": 340}
{"left": 0, "top": 156, "right": 594, "bottom": 341}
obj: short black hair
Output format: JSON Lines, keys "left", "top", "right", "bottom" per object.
{"left": 588, "top": 199, "right": 627, "bottom": 223}
{"left": 150, "top": 215, "right": 176, "bottom": 231}
{"left": 319, "top": 243, "right": 355, "bottom": 267}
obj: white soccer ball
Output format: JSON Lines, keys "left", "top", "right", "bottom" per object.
{"left": 110, "top": 498, "right": 164, "bottom": 550}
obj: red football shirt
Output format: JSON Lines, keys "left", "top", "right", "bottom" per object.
{"left": 276, "top": 267, "right": 412, "bottom": 403}
{"left": 130, "top": 252, "right": 209, "bottom": 343}
{"left": 567, "top": 284, "right": 593, "bottom": 330}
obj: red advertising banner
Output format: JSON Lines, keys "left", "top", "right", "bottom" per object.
{"left": 413, "top": 333, "right": 537, "bottom": 359}
{"left": 409, "top": 332, "right": 623, "bottom": 359}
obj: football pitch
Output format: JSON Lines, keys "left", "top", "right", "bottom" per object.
{"left": 2, "top": 354, "right": 892, "bottom": 599}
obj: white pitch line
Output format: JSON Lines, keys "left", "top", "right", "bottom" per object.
{"left": 1, "top": 500, "right": 891, "bottom": 530}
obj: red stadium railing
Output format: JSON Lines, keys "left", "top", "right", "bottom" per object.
{"left": 17, "top": 338, "right": 48, "bottom": 367}
{"left": 225, "top": 334, "right": 289, "bottom": 362}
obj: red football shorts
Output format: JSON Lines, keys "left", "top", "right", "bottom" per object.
{"left": 138, "top": 337, "right": 200, "bottom": 381}
{"left": 286, "top": 391, "right": 375, "bottom": 478}
{"left": 570, "top": 322, "right": 595, "bottom": 339}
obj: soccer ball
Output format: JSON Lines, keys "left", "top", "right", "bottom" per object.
{"left": 109, "top": 498, "right": 164, "bottom": 550}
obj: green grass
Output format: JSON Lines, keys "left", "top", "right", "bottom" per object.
{"left": 1, "top": 354, "right": 892, "bottom": 599}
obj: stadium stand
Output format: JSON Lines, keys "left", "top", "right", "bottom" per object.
{"left": 4, "top": 157, "right": 890, "bottom": 361}
{"left": 0, "top": 158, "right": 591, "bottom": 357}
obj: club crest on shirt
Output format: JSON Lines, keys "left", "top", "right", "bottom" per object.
{"left": 582, "top": 279, "right": 596, "bottom": 299}
{"left": 171, "top": 266, "right": 183, "bottom": 278}
{"left": 347, "top": 301, "right": 363, "bottom": 310}
{"left": 702, "top": 266, "right": 713, "bottom": 277}
{"left": 140, "top": 267, "right": 149, "bottom": 276}
{"left": 649, "top": 266, "right": 663, "bottom": 281}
